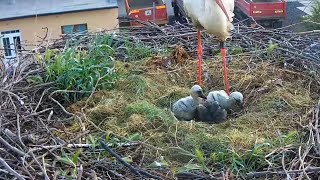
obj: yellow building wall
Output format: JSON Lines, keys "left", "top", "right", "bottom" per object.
{"left": 0, "top": 8, "right": 119, "bottom": 50}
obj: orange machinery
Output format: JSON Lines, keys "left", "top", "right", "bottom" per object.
{"left": 122, "top": 0, "right": 169, "bottom": 26}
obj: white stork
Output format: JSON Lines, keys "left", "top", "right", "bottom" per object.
{"left": 183, "top": 0, "right": 235, "bottom": 95}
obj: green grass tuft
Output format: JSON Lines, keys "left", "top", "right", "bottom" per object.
{"left": 124, "top": 100, "right": 176, "bottom": 124}
{"left": 42, "top": 35, "right": 119, "bottom": 103}
{"left": 124, "top": 75, "right": 149, "bottom": 97}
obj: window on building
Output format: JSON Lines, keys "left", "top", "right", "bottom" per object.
{"left": 61, "top": 24, "right": 88, "bottom": 34}
{"left": 2, "top": 37, "right": 11, "bottom": 57}
{"left": 1, "top": 29, "right": 22, "bottom": 58}
{"left": 13, "top": 36, "right": 22, "bottom": 52}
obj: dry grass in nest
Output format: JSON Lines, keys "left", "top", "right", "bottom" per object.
{"left": 171, "top": 45, "right": 190, "bottom": 66}
{"left": 87, "top": 90, "right": 127, "bottom": 120}
{"left": 65, "top": 50, "right": 319, "bottom": 172}
{"left": 126, "top": 114, "right": 148, "bottom": 132}
{"left": 84, "top": 54, "right": 316, "bottom": 141}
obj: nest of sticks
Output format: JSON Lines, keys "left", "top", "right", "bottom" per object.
{"left": 1, "top": 21, "right": 320, "bottom": 179}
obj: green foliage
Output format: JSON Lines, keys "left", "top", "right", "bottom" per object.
{"left": 72, "top": 149, "right": 83, "bottom": 166}
{"left": 26, "top": 75, "right": 44, "bottom": 85}
{"left": 43, "top": 35, "right": 118, "bottom": 102}
{"left": 93, "top": 35, "right": 117, "bottom": 57}
{"left": 172, "top": 131, "right": 300, "bottom": 176}
{"left": 194, "top": 148, "right": 211, "bottom": 173}
{"left": 229, "top": 46, "right": 243, "bottom": 55}
{"left": 266, "top": 43, "right": 278, "bottom": 57}
{"left": 195, "top": 148, "right": 205, "bottom": 167}
{"left": 177, "top": 163, "right": 204, "bottom": 173}
{"left": 275, "top": 130, "right": 300, "bottom": 146}
{"left": 57, "top": 155, "right": 76, "bottom": 167}
{"left": 127, "top": 132, "right": 142, "bottom": 141}
{"left": 55, "top": 149, "right": 83, "bottom": 179}
{"left": 124, "top": 39, "right": 153, "bottom": 61}
{"left": 302, "top": 0, "right": 320, "bottom": 30}
{"left": 42, "top": 34, "right": 155, "bottom": 103}
{"left": 125, "top": 75, "right": 149, "bottom": 97}
{"left": 88, "top": 135, "right": 98, "bottom": 149}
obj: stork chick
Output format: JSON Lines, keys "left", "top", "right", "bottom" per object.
{"left": 195, "top": 100, "right": 227, "bottom": 124}
{"left": 207, "top": 90, "right": 243, "bottom": 110}
{"left": 171, "top": 85, "right": 207, "bottom": 121}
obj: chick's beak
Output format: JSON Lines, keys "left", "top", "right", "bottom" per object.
{"left": 198, "top": 91, "right": 207, "bottom": 99}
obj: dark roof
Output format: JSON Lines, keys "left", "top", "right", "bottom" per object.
{"left": 0, "top": 0, "right": 118, "bottom": 21}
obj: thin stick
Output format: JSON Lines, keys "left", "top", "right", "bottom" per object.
{"left": 0, "top": 136, "right": 28, "bottom": 157}
{"left": 315, "top": 101, "right": 320, "bottom": 153}
{"left": 30, "top": 151, "right": 50, "bottom": 180}
{"left": 247, "top": 167, "right": 320, "bottom": 178}
{"left": 0, "top": 158, "right": 26, "bottom": 180}
{"left": 282, "top": 152, "right": 291, "bottom": 179}
{"left": 298, "top": 146, "right": 311, "bottom": 180}
{"left": 16, "top": 114, "right": 26, "bottom": 150}
{"left": 99, "top": 138, "right": 164, "bottom": 180}
{"left": 90, "top": 170, "right": 98, "bottom": 180}
{"left": 77, "top": 164, "right": 83, "bottom": 180}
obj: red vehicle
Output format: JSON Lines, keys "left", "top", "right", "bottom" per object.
{"left": 120, "top": 0, "right": 169, "bottom": 27}
{"left": 171, "top": 0, "right": 286, "bottom": 28}
{"left": 235, "top": 0, "right": 286, "bottom": 28}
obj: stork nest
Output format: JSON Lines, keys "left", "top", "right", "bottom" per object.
{"left": 2, "top": 43, "right": 320, "bottom": 179}
{"left": 62, "top": 45, "right": 320, "bottom": 178}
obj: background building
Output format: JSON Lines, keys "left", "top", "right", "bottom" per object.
{"left": 0, "top": 0, "right": 118, "bottom": 60}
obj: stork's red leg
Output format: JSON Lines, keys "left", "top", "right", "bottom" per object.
{"left": 197, "top": 30, "right": 203, "bottom": 86}
{"left": 220, "top": 41, "right": 230, "bottom": 95}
